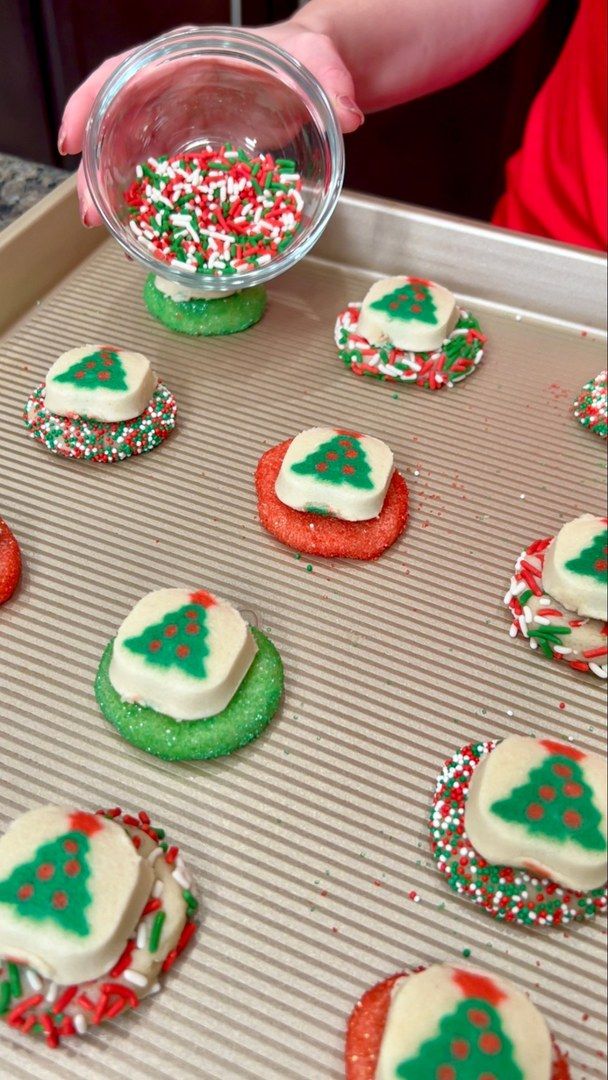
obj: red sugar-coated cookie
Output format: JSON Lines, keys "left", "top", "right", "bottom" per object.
{"left": 0, "top": 517, "right": 22, "bottom": 604}
{"left": 345, "top": 970, "right": 571, "bottom": 1080}
{"left": 255, "top": 440, "right": 408, "bottom": 560}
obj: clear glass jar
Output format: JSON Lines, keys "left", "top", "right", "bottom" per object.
{"left": 83, "top": 26, "right": 344, "bottom": 294}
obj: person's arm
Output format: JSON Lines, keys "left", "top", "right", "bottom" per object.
{"left": 264, "top": 0, "right": 548, "bottom": 117}
{"left": 60, "top": 0, "right": 547, "bottom": 224}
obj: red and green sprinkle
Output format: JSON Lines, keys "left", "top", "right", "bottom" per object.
{"left": 430, "top": 741, "right": 607, "bottom": 928}
{"left": 23, "top": 382, "right": 177, "bottom": 463}
{"left": 334, "top": 303, "right": 486, "bottom": 390}
{"left": 124, "top": 145, "right": 303, "bottom": 276}
{"left": 573, "top": 369, "right": 607, "bottom": 438}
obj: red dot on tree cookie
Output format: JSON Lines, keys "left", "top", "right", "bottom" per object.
{"left": 185, "top": 609, "right": 198, "bottom": 619}
{"left": 315, "top": 462, "right": 328, "bottom": 472}
{"left": 389, "top": 301, "right": 399, "bottom": 310}
{"left": 75, "top": 370, "right": 86, "bottom": 379}
{"left": 102, "top": 357, "right": 114, "bottom": 367}
{"left": 563, "top": 810, "right": 582, "bottom": 829}
{"left": 176, "top": 644, "right": 190, "bottom": 659}
{"left": 526, "top": 803, "right": 544, "bottom": 821}
{"left": 468, "top": 1009, "right": 490, "bottom": 1028}
{"left": 479, "top": 1032, "right": 501, "bottom": 1055}
{"left": 97, "top": 371, "right": 111, "bottom": 381}
{"left": 343, "top": 465, "right": 355, "bottom": 475}
{"left": 326, "top": 451, "right": 338, "bottom": 461}
{"left": 36, "top": 862, "right": 55, "bottom": 881}
{"left": 64, "top": 860, "right": 81, "bottom": 877}
{"left": 479, "top": 1074, "right": 498, "bottom": 1080}
{"left": 563, "top": 781, "right": 583, "bottom": 798}
{"left": 17, "top": 883, "right": 34, "bottom": 901}
{"left": 149, "top": 639, "right": 161, "bottom": 653}
{"left": 63, "top": 839, "right": 79, "bottom": 854}
{"left": 553, "top": 763, "right": 572, "bottom": 779}
{"left": 52, "top": 891, "right": 68, "bottom": 910}
{"left": 539, "top": 785, "right": 557, "bottom": 802}
{"left": 451, "top": 1038, "right": 470, "bottom": 1060}
{"left": 185, "top": 622, "right": 200, "bottom": 635}
{"left": 411, "top": 304, "right": 422, "bottom": 313}
{"left": 345, "top": 449, "right": 358, "bottom": 458}
{"left": 86, "top": 361, "right": 96, "bottom": 369}
{"left": 164, "top": 624, "right": 178, "bottom": 638}
{"left": 436, "top": 1067, "right": 456, "bottom": 1080}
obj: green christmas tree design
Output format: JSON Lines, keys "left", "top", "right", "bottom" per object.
{"left": 565, "top": 525, "right": 608, "bottom": 584}
{"left": 396, "top": 997, "right": 523, "bottom": 1079}
{"left": 291, "top": 433, "right": 373, "bottom": 489}
{"left": 370, "top": 279, "right": 438, "bottom": 326}
{"left": 0, "top": 831, "right": 93, "bottom": 936}
{"left": 53, "top": 347, "right": 128, "bottom": 392}
{"left": 124, "top": 597, "right": 212, "bottom": 679}
{"left": 491, "top": 754, "right": 606, "bottom": 851}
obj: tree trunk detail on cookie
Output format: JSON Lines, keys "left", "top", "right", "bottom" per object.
{"left": 53, "top": 347, "right": 128, "bottom": 391}
{"left": 395, "top": 997, "right": 523, "bottom": 1079}
{"left": 370, "top": 280, "right": 438, "bottom": 325}
{"left": 290, "top": 434, "right": 373, "bottom": 489}
{"left": 491, "top": 754, "right": 606, "bottom": 851}
{"left": 0, "top": 831, "right": 94, "bottom": 936}
{"left": 124, "top": 598, "right": 214, "bottom": 678}
{"left": 564, "top": 526, "right": 608, "bottom": 584}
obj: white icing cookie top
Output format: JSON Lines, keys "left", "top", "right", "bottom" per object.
{"left": 0, "top": 806, "right": 153, "bottom": 986}
{"left": 542, "top": 514, "right": 608, "bottom": 621}
{"left": 45, "top": 345, "right": 156, "bottom": 423}
{"left": 154, "top": 275, "right": 237, "bottom": 302}
{"left": 275, "top": 427, "right": 394, "bottom": 521}
{"left": 357, "top": 276, "right": 458, "bottom": 353}
{"left": 465, "top": 735, "right": 607, "bottom": 892}
{"left": 109, "top": 588, "right": 257, "bottom": 720}
{"left": 376, "top": 964, "right": 552, "bottom": 1080}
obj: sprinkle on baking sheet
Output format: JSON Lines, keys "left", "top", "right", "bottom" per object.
{"left": 430, "top": 741, "right": 607, "bottom": 927}
{"left": 124, "top": 146, "right": 303, "bottom": 276}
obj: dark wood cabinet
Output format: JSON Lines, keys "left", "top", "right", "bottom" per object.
{"left": 0, "top": 0, "right": 576, "bottom": 221}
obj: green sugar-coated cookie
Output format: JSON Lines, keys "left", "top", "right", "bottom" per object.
{"left": 95, "top": 627, "right": 283, "bottom": 760}
{"left": 143, "top": 275, "right": 267, "bottom": 336}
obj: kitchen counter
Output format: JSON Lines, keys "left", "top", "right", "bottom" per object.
{"left": 0, "top": 152, "right": 68, "bottom": 230}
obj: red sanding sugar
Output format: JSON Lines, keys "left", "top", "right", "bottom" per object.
{"left": 346, "top": 973, "right": 405, "bottom": 1080}
{"left": 255, "top": 440, "right": 408, "bottom": 560}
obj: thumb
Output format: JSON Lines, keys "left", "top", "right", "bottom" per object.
{"left": 308, "top": 45, "right": 364, "bottom": 134}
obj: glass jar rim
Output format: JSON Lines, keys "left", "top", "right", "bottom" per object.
{"left": 83, "top": 25, "right": 345, "bottom": 293}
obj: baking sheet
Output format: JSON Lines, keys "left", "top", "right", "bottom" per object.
{"left": 0, "top": 182, "right": 606, "bottom": 1079}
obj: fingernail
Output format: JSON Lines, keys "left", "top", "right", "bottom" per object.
{"left": 336, "top": 95, "right": 364, "bottom": 123}
{"left": 57, "top": 124, "right": 67, "bottom": 155}
{"left": 82, "top": 207, "right": 95, "bottom": 228}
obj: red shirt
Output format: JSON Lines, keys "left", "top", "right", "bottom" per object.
{"left": 493, "top": 0, "right": 607, "bottom": 251}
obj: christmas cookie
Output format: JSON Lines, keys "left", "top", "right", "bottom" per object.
{"left": 0, "top": 516, "right": 21, "bottom": 605}
{"left": 24, "top": 345, "right": 177, "bottom": 463}
{"left": 255, "top": 428, "right": 408, "bottom": 559}
{"left": 144, "top": 275, "right": 267, "bottom": 336}
{"left": 0, "top": 805, "right": 198, "bottom": 1046}
{"left": 430, "top": 740, "right": 608, "bottom": 927}
{"left": 95, "top": 588, "right": 283, "bottom": 760}
{"left": 504, "top": 516, "right": 608, "bottom": 677}
{"left": 346, "top": 964, "right": 570, "bottom": 1080}
{"left": 335, "top": 276, "right": 486, "bottom": 389}
{"left": 573, "top": 369, "right": 607, "bottom": 438}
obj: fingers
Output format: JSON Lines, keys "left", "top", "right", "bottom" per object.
{"left": 59, "top": 51, "right": 131, "bottom": 156}
{"left": 77, "top": 163, "right": 102, "bottom": 227}
{"left": 311, "top": 43, "right": 365, "bottom": 134}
